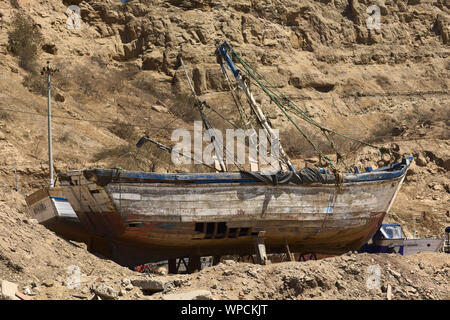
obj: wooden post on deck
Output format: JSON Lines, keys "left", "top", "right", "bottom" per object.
{"left": 253, "top": 231, "right": 269, "bottom": 265}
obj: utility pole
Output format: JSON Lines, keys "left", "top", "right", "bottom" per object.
{"left": 41, "top": 61, "right": 59, "bottom": 187}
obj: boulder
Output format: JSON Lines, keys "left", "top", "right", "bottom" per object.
{"left": 131, "top": 278, "right": 165, "bottom": 292}
{"left": 168, "top": 0, "right": 213, "bottom": 10}
{"left": 151, "top": 105, "right": 168, "bottom": 113}
{"left": 415, "top": 154, "right": 427, "bottom": 167}
{"left": 289, "top": 72, "right": 335, "bottom": 92}
{"left": 42, "top": 44, "right": 58, "bottom": 55}
{"left": 442, "top": 159, "right": 450, "bottom": 171}
{"left": 154, "top": 266, "right": 168, "bottom": 276}
{"left": 142, "top": 50, "right": 163, "bottom": 71}
{"left": 121, "top": 278, "right": 131, "bottom": 287}
{"left": 92, "top": 283, "right": 118, "bottom": 300}
{"left": 1, "top": 280, "right": 19, "bottom": 300}
{"left": 436, "top": 14, "right": 449, "bottom": 45}
{"left": 55, "top": 93, "right": 65, "bottom": 103}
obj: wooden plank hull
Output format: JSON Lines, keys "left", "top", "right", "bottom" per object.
{"left": 47, "top": 161, "right": 409, "bottom": 266}
{"left": 24, "top": 159, "right": 411, "bottom": 266}
{"left": 25, "top": 188, "right": 92, "bottom": 244}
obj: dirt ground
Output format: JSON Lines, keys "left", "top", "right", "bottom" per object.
{"left": 0, "top": 189, "right": 448, "bottom": 300}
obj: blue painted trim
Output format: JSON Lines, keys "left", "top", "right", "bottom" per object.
{"left": 50, "top": 196, "right": 68, "bottom": 201}
{"left": 218, "top": 42, "right": 240, "bottom": 78}
{"left": 84, "top": 158, "right": 411, "bottom": 186}
{"left": 381, "top": 223, "right": 402, "bottom": 227}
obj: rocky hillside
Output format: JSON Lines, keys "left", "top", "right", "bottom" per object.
{"left": 0, "top": 192, "right": 448, "bottom": 300}
{"left": 0, "top": 0, "right": 448, "bottom": 300}
{"left": 1, "top": 0, "right": 448, "bottom": 235}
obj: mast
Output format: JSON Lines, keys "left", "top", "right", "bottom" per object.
{"left": 217, "top": 58, "right": 260, "bottom": 172}
{"left": 179, "top": 57, "right": 227, "bottom": 172}
{"left": 215, "top": 43, "right": 296, "bottom": 172}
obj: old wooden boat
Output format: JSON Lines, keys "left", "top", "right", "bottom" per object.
{"left": 25, "top": 158, "right": 411, "bottom": 266}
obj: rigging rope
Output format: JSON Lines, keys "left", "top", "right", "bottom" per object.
{"left": 237, "top": 57, "right": 336, "bottom": 170}
{"left": 228, "top": 48, "right": 400, "bottom": 170}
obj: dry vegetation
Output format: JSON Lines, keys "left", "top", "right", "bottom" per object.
{"left": 92, "top": 121, "right": 171, "bottom": 171}
{"left": 170, "top": 93, "right": 200, "bottom": 123}
{"left": 0, "top": 110, "right": 12, "bottom": 121}
{"left": 51, "top": 59, "right": 138, "bottom": 103}
{"left": 8, "top": 13, "right": 45, "bottom": 94}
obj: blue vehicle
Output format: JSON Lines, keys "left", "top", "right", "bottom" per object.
{"left": 359, "top": 224, "right": 405, "bottom": 254}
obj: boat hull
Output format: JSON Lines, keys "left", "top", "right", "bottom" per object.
{"left": 81, "top": 211, "right": 387, "bottom": 266}
{"left": 45, "top": 162, "right": 409, "bottom": 266}
{"left": 25, "top": 188, "right": 91, "bottom": 243}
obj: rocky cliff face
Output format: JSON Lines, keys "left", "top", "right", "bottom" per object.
{"left": 64, "top": 0, "right": 449, "bottom": 99}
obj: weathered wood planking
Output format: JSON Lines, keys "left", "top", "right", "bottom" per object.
{"left": 58, "top": 175, "right": 403, "bottom": 247}
{"left": 33, "top": 162, "right": 411, "bottom": 265}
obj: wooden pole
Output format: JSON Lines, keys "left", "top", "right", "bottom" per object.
{"left": 253, "top": 231, "right": 269, "bottom": 265}
{"left": 168, "top": 259, "right": 177, "bottom": 274}
{"left": 284, "top": 239, "right": 295, "bottom": 262}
